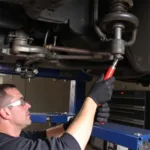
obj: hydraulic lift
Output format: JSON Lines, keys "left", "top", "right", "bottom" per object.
{"left": 28, "top": 69, "right": 150, "bottom": 150}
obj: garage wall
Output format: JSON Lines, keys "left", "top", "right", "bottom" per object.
{"left": 3, "top": 74, "right": 149, "bottom": 112}
{"left": 2, "top": 75, "right": 70, "bottom": 113}
{"left": 2, "top": 74, "right": 150, "bottom": 116}
{"left": 25, "top": 78, "right": 70, "bottom": 113}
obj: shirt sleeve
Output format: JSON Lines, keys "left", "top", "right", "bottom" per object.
{"left": 20, "top": 130, "right": 47, "bottom": 140}
{"left": 13, "top": 133, "right": 81, "bottom": 150}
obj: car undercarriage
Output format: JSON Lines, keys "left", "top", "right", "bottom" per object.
{"left": 0, "top": 0, "right": 149, "bottom": 85}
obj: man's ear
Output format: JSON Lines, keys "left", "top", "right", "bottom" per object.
{"left": 0, "top": 108, "right": 11, "bottom": 120}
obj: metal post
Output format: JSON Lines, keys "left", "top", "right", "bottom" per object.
{"left": 69, "top": 80, "right": 76, "bottom": 115}
{"left": 69, "top": 80, "right": 86, "bottom": 114}
{"left": 115, "top": 26, "right": 122, "bottom": 39}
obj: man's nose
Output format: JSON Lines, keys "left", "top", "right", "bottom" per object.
{"left": 25, "top": 102, "right": 31, "bottom": 109}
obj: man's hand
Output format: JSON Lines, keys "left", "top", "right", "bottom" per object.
{"left": 94, "top": 103, "right": 110, "bottom": 125}
{"left": 88, "top": 75, "right": 115, "bottom": 105}
{"left": 64, "top": 102, "right": 110, "bottom": 129}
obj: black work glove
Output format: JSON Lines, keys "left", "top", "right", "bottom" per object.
{"left": 94, "top": 103, "right": 110, "bottom": 125}
{"left": 63, "top": 103, "right": 110, "bottom": 129}
{"left": 63, "top": 117, "right": 74, "bottom": 131}
{"left": 88, "top": 74, "right": 115, "bottom": 105}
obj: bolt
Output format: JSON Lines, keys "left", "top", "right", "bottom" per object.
{"left": 33, "top": 69, "right": 38, "bottom": 74}
{"left": 115, "top": 54, "right": 124, "bottom": 60}
{"left": 2, "top": 48, "right": 10, "bottom": 55}
{"left": 133, "top": 133, "right": 142, "bottom": 137}
{"left": 109, "top": 55, "right": 114, "bottom": 60}
{"left": 15, "top": 67, "right": 21, "bottom": 73}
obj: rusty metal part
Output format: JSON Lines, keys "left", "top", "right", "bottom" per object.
{"left": 45, "top": 45, "right": 111, "bottom": 56}
{"left": 16, "top": 54, "right": 45, "bottom": 59}
{"left": 125, "top": 29, "right": 138, "bottom": 46}
{"left": 18, "top": 53, "right": 109, "bottom": 61}
{"left": 46, "top": 45, "right": 94, "bottom": 55}
{"left": 11, "top": 31, "right": 112, "bottom": 61}
{"left": 93, "top": 0, "right": 107, "bottom": 41}
{"left": 13, "top": 43, "right": 111, "bottom": 58}
{"left": 12, "top": 43, "right": 112, "bottom": 63}
{"left": 25, "top": 58, "right": 41, "bottom": 66}
{"left": 54, "top": 55, "right": 106, "bottom": 60}
{"left": 16, "top": 54, "right": 45, "bottom": 66}
{"left": 15, "top": 49, "right": 111, "bottom": 62}
{"left": 12, "top": 44, "right": 53, "bottom": 60}
{"left": 109, "top": 0, "right": 134, "bottom": 12}
{"left": 12, "top": 45, "right": 46, "bottom": 54}
{"left": 100, "top": 12, "right": 139, "bottom": 33}
{"left": 24, "top": 54, "right": 45, "bottom": 66}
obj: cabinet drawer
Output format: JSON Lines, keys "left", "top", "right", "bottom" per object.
{"left": 111, "top": 97, "right": 145, "bottom": 106}
{"left": 110, "top": 108, "right": 145, "bottom": 120}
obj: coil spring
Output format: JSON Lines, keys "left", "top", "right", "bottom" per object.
{"left": 108, "top": 0, "right": 130, "bottom": 13}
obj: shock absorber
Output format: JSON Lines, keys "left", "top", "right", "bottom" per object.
{"left": 99, "top": 0, "right": 139, "bottom": 59}
{"left": 96, "top": 0, "right": 139, "bottom": 124}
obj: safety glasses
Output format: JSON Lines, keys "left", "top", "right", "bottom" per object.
{"left": 3, "top": 97, "right": 27, "bottom": 108}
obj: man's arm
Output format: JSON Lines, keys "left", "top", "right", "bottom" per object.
{"left": 22, "top": 124, "right": 67, "bottom": 139}
{"left": 66, "top": 76, "right": 115, "bottom": 150}
{"left": 46, "top": 124, "right": 65, "bottom": 137}
{"left": 66, "top": 97, "right": 97, "bottom": 150}
{"left": 22, "top": 98, "right": 96, "bottom": 150}
{"left": 46, "top": 117, "right": 75, "bottom": 137}
{"left": 46, "top": 98, "right": 97, "bottom": 149}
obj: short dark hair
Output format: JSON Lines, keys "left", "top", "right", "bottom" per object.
{"left": 0, "top": 84, "right": 16, "bottom": 91}
{"left": 0, "top": 84, "right": 16, "bottom": 107}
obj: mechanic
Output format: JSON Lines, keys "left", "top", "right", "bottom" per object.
{"left": 0, "top": 75, "right": 115, "bottom": 150}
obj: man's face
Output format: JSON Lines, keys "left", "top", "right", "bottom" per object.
{"left": 4, "top": 88, "right": 31, "bottom": 129}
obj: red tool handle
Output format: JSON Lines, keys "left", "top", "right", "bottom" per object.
{"left": 104, "top": 67, "right": 116, "bottom": 81}
{"left": 98, "top": 67, "right": 116, "bottom": 125}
